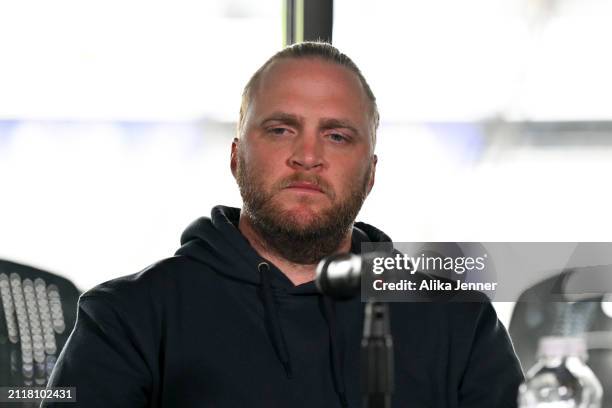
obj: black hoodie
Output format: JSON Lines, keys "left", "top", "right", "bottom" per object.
{"left": 44, "top": 206, "right": 523, "bottom": 407}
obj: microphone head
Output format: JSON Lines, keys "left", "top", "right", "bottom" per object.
{"left": 316, "top": 253, "right": 362, "bottom": 299}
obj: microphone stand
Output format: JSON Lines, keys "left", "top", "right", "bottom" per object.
{"left": 361, "top": 301, "right": 394, "bottom": 408}
{"left": 315, "top": 253, "right": 395, "bottom": 407}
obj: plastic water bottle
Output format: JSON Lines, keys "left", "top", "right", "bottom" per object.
{"left": 518, "top": 336, "right": 603, "bottom": 408}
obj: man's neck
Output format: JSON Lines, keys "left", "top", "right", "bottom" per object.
{"left": 237, "top": 212, "right": 352, "bottom": 286}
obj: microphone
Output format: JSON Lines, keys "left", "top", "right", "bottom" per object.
{"left": 315, "top": 252, "right": 389, "bottom": 300}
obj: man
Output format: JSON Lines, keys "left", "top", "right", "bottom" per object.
{"left": 44, "top": 42, "right": 523, "bottom": 407}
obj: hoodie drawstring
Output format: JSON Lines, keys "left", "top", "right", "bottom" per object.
{"left": 322, "top": 296, "right": 349, "bottom": 407}
{"left": 258, "top": 262, "right": 293, "bottom": 379}
{"left": 258, "top": 262, "right": 348, "bottom": 407}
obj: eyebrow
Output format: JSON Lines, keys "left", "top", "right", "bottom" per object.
{"left": 319, "top": 118, "right": 360, "bottom": 135}
{"left": 259, "top": 112, "right": 303, "bottom": 128}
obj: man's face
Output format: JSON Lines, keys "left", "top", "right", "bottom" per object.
{"left": 232, "top": 57, "right": 377, "bottom": 264}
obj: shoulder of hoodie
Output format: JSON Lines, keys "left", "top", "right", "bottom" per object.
{"left": 389, "top": 273, "right": 512, "bottom": 376}
{"left": 392, "top": 271, "right": 504, "bottom": 341}
{"left": 77, "top": 255, "right": 201, "bottom": 314}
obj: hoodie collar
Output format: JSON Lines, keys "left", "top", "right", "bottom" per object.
{"left": 176, "top": 205, "right": 391, "bottom": 289}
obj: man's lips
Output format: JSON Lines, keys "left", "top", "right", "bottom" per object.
{"left": 284, "top": 182, "right": 325, "bottom": 193}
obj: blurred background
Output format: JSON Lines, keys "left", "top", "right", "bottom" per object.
{"left": 1, "top": 0, "right": 612, "bottom": 380}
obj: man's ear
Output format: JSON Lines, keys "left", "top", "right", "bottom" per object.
{"left": 230, "top": 138, "right": 239, "bottom": 179}
{"left": 367, "top": 154, "right": 377, "bottom": 195}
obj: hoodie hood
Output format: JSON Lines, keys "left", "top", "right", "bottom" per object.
{"left": 175, "top": 205, "right": 391, "bottom": 407}
{"left": 175, "top": 205, "right": 392, "bottom": 288}
{"left": 176, "top": 206, "right": 262, "bottom": 285}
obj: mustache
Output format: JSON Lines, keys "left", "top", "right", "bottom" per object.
{"left": 275, "top": 174, "right": 335, "bottom": 199}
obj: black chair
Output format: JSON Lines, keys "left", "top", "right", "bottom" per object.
{"left": 509, "top": 266, "right": 612, "bottom": 408}
{"left": 1, "top": 259, "right": 80, "bottom": 396}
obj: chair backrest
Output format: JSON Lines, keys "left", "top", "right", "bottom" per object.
{"left": 1, "top": 259, "right": 80, "bottom": 391}
{"left": 509, "top": 270, "right": 612, "bottom": 408}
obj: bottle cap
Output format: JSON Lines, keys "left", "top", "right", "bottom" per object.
{"left": 537, "top": 336, "right": 588, "bottom": 359}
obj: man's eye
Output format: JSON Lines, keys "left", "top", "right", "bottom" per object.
{"left": 328, "top": 133, "right": 349, "bottom": 143}
{"left": 268, "top": 127, "right": 289, "bottom": 136}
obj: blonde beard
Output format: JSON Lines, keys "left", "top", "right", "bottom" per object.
{"left": 235, "top": 154, "right": 371, "bottom": 264}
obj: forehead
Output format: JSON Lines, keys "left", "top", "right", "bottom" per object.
{"left": 249, "top": 58, "right": 370, "bottom": 127}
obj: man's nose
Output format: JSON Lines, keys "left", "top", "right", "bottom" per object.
{"left": 288, "top": 132, "right": 324, "bottom": 171}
